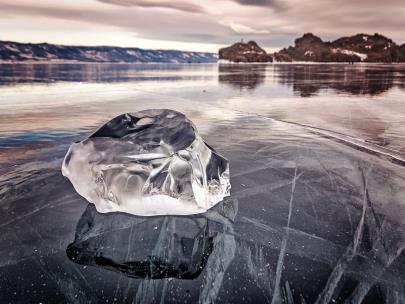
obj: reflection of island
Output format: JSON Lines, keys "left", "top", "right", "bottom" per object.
{"left": 218, "top": 63, "right": 405, "bottom": 96}
{"left": 218, "top": 64, "right": 267, "bottom": 90}
{"left": 275, "top": 64, "right": 401, "bottom": 97}
{"left": 67, "top": 200, "right": 238, "bottom": 281}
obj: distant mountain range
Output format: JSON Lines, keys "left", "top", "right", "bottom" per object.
{"left": 0, "top": 40, "right": 217, "bottom": 63}
{"left": 220, "top": 33, "right": 405, "bottom": 63}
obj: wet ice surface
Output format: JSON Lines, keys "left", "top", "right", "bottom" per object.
{"left": 62, "top": 109, "right": 230, "bottom": 216}
{"left": 1, "top": 63, "right": 405, "bottom": 303}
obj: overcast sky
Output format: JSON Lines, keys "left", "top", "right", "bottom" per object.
{"left": 1, "top": 0, "right": 404, "bottom": 52}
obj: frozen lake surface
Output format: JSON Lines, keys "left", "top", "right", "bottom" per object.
{"left": 0, "top": 63, "right": 405, "bottom": 303}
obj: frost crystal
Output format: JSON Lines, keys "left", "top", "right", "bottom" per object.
{"left": 62, "top": 109, "right": 230, "bottom": 216}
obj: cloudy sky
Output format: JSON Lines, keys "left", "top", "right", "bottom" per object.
{"left": 1, "top": 0, "right": 404, "bottom": 52}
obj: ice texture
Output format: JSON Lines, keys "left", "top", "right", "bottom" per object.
{"left": 61, "top": 109, "right": 230, "bottom": 216}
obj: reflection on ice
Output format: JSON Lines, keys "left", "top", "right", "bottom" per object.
{"left": 275, "top": 64, "right": 405, "bottom": 97}
{"left": 218, "top": 63, "right": 405, "bottom": 96}
{"left": 66, "top": 205, "right": 215, "bottom": 279}
{"left": 218, "top": 64, "right": 266, "bottom": 90}
{"left": 5, "top": 63, "right": 404, "bottom": 97}
{"left": 66, "top": 198, "right": 238, "bottom": 302}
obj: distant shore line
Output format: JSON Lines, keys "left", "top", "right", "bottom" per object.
{"left": 1, "top": 60, "right": 405, "bottom": 65}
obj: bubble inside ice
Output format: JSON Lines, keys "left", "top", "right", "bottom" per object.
{"left": 62, "top": 109, "right": 231, "bottom": 216}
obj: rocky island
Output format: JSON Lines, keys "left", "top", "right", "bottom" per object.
{"left": 274, "top": 33, "right": 405, "bottom": 62}
{"left": 218, "top": 40, "right": 272, "bottom": 63}
{"left": 220, "top": 33, "right": 405, "bottom": 63}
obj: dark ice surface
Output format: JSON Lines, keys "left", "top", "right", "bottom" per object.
{"left": 1, "top": 63, "right": 405, "bottom": 303}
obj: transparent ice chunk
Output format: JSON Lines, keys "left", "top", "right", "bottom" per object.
{"left": 61, "top": 109, "right": 231, "bottom": 216}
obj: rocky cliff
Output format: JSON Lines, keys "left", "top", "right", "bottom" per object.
{"left": 0, "top": 41, "right": 217, "bottom": 63}
{"left": 219, "top": 41, "right": 272, "bottom": 63}
{"left": 274, "top": 33, "right": 405, "bottom": 63}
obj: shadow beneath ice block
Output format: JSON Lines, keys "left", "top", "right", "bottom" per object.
{"left": 66, "top": 199, "right": 237, "bottom": 280}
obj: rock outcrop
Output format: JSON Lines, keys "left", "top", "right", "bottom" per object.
{"left": 274, "top": 33, "right": 357, "bottom": 62}
{"left": 219, "top": 41, "right": 272, "bottom": 63}
{"left": 274, "top": 33, "right": 405, "bottom": 63}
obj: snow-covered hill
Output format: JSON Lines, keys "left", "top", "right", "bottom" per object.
{"left": 0, "top": 41, "right": 218, "bottom": 63}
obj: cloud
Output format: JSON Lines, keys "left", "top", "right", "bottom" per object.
{"left": 0, "top": 1, "right": 235, "bottom": 44}
{"left": 97, "top": 0, "right": 204, "bottom": 13}
{"left": 0, "top": 0, "right": 404, "bottom": 51}
{"left": 220, "top": 21, "right": 269, "bottom": 34}
{"left": 270, "top": 0, "right": 405, "bottom": 42}
{"left": 232, "top": 0, "right": 273, "bottom": 6}
{"left": 230, "top": 0, "right": 288, "bottom": 11}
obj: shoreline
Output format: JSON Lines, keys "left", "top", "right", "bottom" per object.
{"left": 0, "top": 60, "right": 216, "bottom": 65}
{"left": 1, "top": 60, "right": 405, "bottom": 65}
